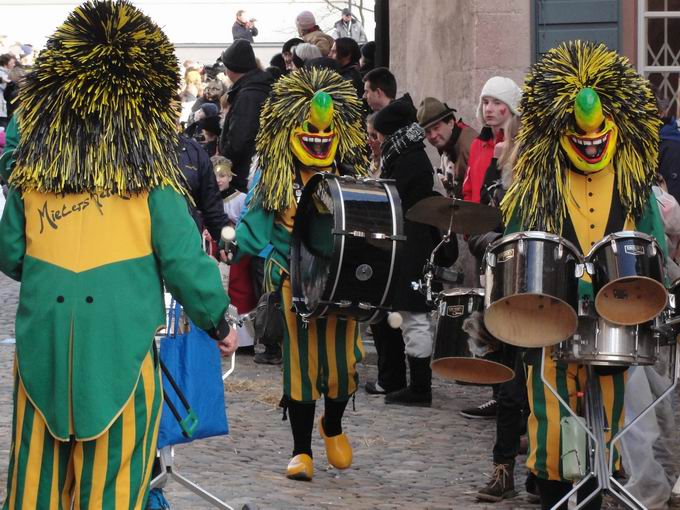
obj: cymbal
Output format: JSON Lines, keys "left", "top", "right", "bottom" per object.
{"left": 406, "top": 196, "right": 502, "bottom": 235}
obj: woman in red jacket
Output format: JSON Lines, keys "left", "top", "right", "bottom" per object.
{"left": 463, "top": 76, "right": 522, "bottom": 204}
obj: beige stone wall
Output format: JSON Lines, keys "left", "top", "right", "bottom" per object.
{"left": 389, "top": 0, "right": 531, "bottom": 133}
{"left": 388, "top": 0, "right": 532, "bottom": 286}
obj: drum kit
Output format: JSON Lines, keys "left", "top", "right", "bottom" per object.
{"left": 290, "top": 173, "right": 679, "bottom": 379}
{"left": 407, "top": 196, "right": 680, "bottom": 510}
{"left": 290, "top": 172, "right": 680, "bottom": 508}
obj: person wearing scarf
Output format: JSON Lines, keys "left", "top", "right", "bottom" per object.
{"left": 373, "top": 95, "right": 457, "bottom": 406}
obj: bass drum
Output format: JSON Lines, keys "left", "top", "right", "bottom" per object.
{"left": 291, "top": 173, "right": 404, "bottom": 323}
{"left": 432, "top": 288, "right": 514, "bottom": 384}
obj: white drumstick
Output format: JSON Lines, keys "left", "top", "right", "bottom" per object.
{"left": 387, "top": 312, "right": 403, "bottom": 329}
{"left": 221, "top": 225, "right": 236, "bottom": 243}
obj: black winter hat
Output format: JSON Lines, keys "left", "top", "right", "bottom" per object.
{"left": 373, "top": 95, "right": 417, "bottom": 136}
{"left": 199, "top": 115, "right": 222, "bottom": 137}
{"left": 361, "top": 41, "right": 375, "bottom": 61}
{"left": 221, "top": 39, "right": 257, "bottom": 73}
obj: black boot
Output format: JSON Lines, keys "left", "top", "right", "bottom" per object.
{"left": 476, "top": 460, "right": 516, "bottom": 502}
{"left": 254, "top": 343, "right": 282, "bottom": 365}
{"left": 384, "top": 356, "right": 432, "bottom": 407}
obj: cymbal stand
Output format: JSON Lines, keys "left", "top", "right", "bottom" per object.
{"left": 541, "top": 341, "right": 679, "bottom": 510}
{"left": 411, "top": 222, "right": 454, "bottom": 304}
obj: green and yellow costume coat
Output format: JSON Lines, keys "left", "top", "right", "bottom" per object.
{"left": 0, "top": 186, "right": 229, "bottom": 442}
{"left": 0, "top": 1, "right": 233, "bottom": 506}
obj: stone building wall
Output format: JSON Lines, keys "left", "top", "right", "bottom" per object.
{"left": 387, "top": 0, "right": 532, "bottom": 285}
{"left": 388, "top": 0, "right": 532, "bottom": 133}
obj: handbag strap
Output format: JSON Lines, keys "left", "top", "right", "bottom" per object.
{"left": 166, "top": 298, "right": 183, "bottom": 337}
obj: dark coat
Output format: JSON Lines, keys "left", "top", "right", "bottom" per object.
{"left": 178, "top": 135, "right": 228, "bottom": 240}
{"left": 232, "top": 21, "right": 258, "bottom": 42}
{"left": 218, "top": 69, "right": 273, "bottom": 193}
{"left": 3, "top": 81, "right": 19, "bottom": 121}
{"left": 382, "top": 142, "right": 455, "bottom": 312}
{"left": 338, "top": 62, "right": 364, "bottom": 99}
{"left": 659, "top": 118, "right": 680, "bottom": 206}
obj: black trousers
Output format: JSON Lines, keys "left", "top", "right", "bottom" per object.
{"left": 493, "top": 346, "right": 529, "bottom": 464}
{"left": 370, "top": 317, "right": 407, "bottom": 392}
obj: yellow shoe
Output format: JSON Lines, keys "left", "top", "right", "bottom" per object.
{"left": 286, "top": 454, "right": 313, "bottom": 481}
{"left": 319, "top": 416, "right": 352, "bottom": 469}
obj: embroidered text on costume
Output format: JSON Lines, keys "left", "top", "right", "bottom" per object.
{"left": 37, "top": 191, "right": 125, "bottom": 233}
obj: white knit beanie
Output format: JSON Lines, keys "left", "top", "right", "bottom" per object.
{"left": 476, "top": 76, "right": 522, "bottom": 125}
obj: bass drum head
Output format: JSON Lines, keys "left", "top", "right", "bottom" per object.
{"left": 484, "top": 293, "right": 578, "bottom": 347}
{"left": 293, "top": 176, "right": 339, "bottom": 315}
{"left": 595, "top": 277, "right": 668, "bottom": 326}
{"left": 431, "top": 357, "right": 514, "bottom": 385}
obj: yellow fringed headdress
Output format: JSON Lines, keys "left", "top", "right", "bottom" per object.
{"left": 501, "top": 40, "right": 661, "bottom": 232}
{"left": 10, "top": 0, "right": 186, "bottom": 196}
{"left": 254, "top": 67, "right": 369, "bottom": 213}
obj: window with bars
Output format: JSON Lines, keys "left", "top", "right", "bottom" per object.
{"left": 639, "top": 0, "right": 680, "bottom": 116}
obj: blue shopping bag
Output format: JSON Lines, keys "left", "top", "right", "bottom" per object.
{"left": 157, "top": 300, "right": 229, "bottom": 448}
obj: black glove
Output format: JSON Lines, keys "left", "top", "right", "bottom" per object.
{"left": 207, "top": 316, "right": 231, "bottom": 341}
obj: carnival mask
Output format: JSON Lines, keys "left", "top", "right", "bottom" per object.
{"left": 560, "top": 87, "right": 618, "bottom": 173}
{"left": 290, "top": 91, "right": 339, "bottom": 167}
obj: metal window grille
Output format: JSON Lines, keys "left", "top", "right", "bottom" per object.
{"left": 638, "top": 0, "right": 680, "bottom": 116}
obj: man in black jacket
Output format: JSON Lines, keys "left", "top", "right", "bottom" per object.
{"left": 219, "top": 39, "right": 273, "bottom": 193}
{"left": 373, "top": 96, "right": 458, "bottom": 406}
{"left": 178, "top": 134, "right": 229, "bottom": 241}
{"left": 232, "top": 9, "right": 258, "bottom": 42}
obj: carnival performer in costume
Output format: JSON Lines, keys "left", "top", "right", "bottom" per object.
{"left": 234, "top": 67, "right": 369, "bottom": 481}
{"left": 501, "top": 41, "right": 666, "bottom": 509}
{"left": 0, "top": 1, "right": 235, "bottom": 507}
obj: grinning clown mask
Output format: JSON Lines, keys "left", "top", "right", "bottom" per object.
{"left": 559, "top": 87, "right": 618, "bottom": 173}
{"left": 290, "top": 91, "right": 340, "bottom": 167}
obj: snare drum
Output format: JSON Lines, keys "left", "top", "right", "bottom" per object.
{"left": 431, "top": 288, "right": 514, "bottom": 384}
{"left": 484, "top": 232, "right": 583, "bottom": 347}
{"left": 587, "top": 231, "right": 667, "bottom": 326}
{"left": 290, "top": 174, "right": 404, "bottom": 322}
{"left": 553, "top": 317, "right": 660, "bottom": 366}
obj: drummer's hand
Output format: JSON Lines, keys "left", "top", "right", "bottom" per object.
{"left": 218, "top": 327, "right": 238, "bottom": 357}
{"left": 493, "top": 141, "right": 506, "bottom": 159}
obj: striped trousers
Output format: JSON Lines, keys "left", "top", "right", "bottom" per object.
{"left": 3, "top": 350, "right": 162, "bottom": 510}
{"left": 280, "top": 279, "right": 364, "bottom": 403}
{"left": 526, "top": 348, "right": 625, "bottom": 481}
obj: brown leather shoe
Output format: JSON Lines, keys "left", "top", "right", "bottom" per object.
{"left": 319, "top": 416, "right": 352, "bottom": 469}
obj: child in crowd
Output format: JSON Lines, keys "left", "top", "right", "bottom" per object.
{"left": 212, "top": 155, "right": 256, "bottom": 350}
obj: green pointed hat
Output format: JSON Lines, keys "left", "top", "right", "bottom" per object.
{"left": 11, "top": 0, "right": 185, "bottom": 196}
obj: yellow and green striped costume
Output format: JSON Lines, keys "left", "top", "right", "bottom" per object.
{"left": 237, "top": 168, "right": 363, "bottom": 403}
{"left": 506, "top": 176, "right": 667, "bottom": 482}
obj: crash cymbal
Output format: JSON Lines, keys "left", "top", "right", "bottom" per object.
{"left": 406, "top": 196, "right": 502, "bottom": 235}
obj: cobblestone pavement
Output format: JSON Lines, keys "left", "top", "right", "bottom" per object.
{"left": 0, "top": 272, "right": 678, "bottom": 509}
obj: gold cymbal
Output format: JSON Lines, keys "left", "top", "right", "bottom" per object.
{"left": 406, "top": 196, "right": 502, "bottom": 235}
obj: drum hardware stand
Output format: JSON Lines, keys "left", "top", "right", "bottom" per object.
{"left": 541, "top": 340, "right": 679, "bottom": 510}
{"left": 412, "top": 230, "right": 459, "bottom": 305}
